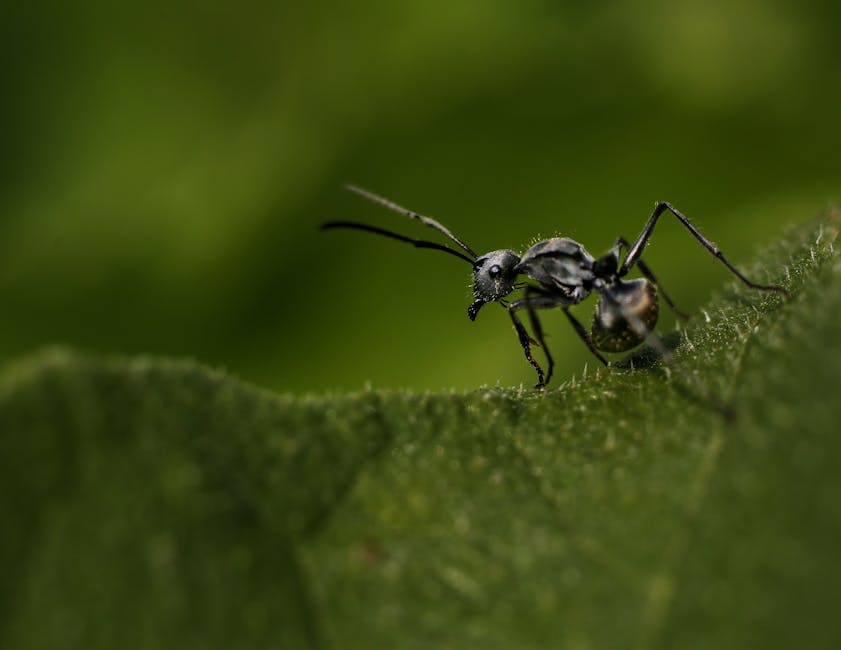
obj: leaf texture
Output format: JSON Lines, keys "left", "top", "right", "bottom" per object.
{"left": 1, "top": 209, "right": 840, "bottom": 649}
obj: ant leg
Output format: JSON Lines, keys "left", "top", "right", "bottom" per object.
{"left": 523, "top": 287, "right": 555, "bottom": 386}
{"left": 562, "top": 307, "right": 609, "bottom": 366}
{"left": 615, "top": 236, "right": 689, "bottom": 319}
{"left": 508, "top": 292, "right": 570, "bottom": 388}
{"left": 619, "top": 203, "right": 788, "bottom": 296}
{"left": 508, "top": 308, "right": 545, "bottom": 388}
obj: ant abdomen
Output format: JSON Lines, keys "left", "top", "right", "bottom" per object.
{"left": 591, "top": 279, "right": 659, "bottom": 353}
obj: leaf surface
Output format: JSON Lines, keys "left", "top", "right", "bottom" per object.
{"left": 2, "top": 210, "right": 840, "bottom": 649}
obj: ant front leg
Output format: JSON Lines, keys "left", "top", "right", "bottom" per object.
{"left": 522, "top": 286, "right": 556, "bottom": 387}
{"left": 509, "top": 291, "right": 582, "bottom": 388}
{"left": 525, "top": 285, "right": 558, "bottom": 384}
{"left": 508, "top": 307, "right": 545, "bottom": 389}
{"left": 508, "top": 292, "right": 570, "bottom": 388}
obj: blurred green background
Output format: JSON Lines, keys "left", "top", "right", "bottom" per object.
{"left": 2, "top": 0, "right": 839, "bottom": 392}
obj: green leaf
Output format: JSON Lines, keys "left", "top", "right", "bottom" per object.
{"left": 2, "top": 209, "right": 840, "bottom": 649}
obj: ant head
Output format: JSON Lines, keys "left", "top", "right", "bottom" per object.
{"left": 468, "top": 249, "right": 521, "bottom": 320}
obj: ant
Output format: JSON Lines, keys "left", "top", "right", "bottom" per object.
{"left": 322, "top": 185, "right": 788, "bottom": 388}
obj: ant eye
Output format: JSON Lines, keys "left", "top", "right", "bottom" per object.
{"left": 489, "top": 264, "right": 502, "bottom": 278}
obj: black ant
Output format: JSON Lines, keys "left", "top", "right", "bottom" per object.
{"left": 322, "top": 185, "right": 788, "bottom": 388}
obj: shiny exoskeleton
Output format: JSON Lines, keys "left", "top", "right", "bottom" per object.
{"left": 323, "top": 185, "right": 788, "bottom": 388}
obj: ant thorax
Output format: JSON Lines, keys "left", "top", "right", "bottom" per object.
{"left": 515, "top": 237, "right": 597, "bottom": 302}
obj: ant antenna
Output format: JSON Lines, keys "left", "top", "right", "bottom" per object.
{"left": 343, "top": 184, "right": 478, "bottom": 259}
{"left": 321, "top": 221, "right": 476, "bottom": 265}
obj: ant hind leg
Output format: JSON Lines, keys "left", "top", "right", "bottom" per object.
{"left": 619, "top": 204, "right": 788, "bottom": 296}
